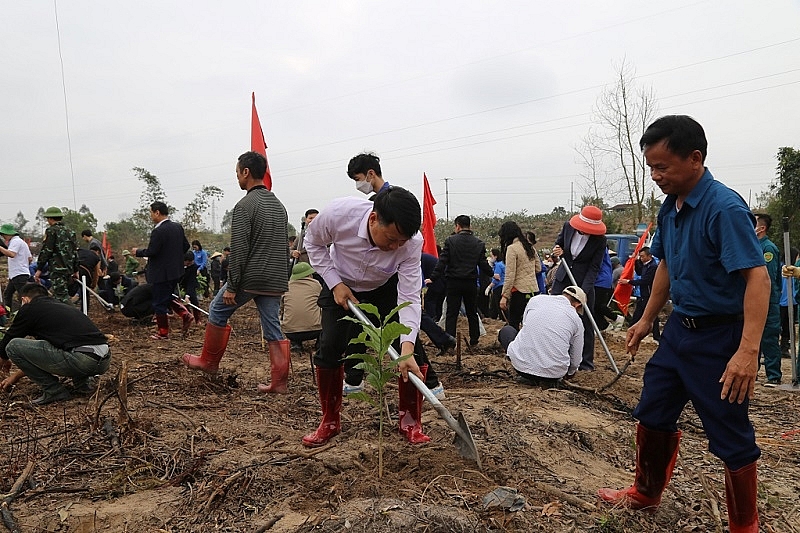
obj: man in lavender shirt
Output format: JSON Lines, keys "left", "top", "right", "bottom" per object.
{"left": 303, "top": 186, "right": 431, "bottom": 447}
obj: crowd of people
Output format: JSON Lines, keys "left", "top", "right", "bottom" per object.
{"left": 2, "top": 116, "right": 800, "bottom": 532}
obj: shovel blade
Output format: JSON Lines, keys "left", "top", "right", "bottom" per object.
{"left": 452, "top": 411, "right": 481, "bottom": 469}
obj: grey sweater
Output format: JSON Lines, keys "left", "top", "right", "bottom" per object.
{"left": 227, "top": 186, "right": 289, "bottom": 294}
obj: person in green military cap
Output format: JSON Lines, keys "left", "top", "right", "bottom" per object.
{"left": 34, "top": 207, "right": 79, "bottom": 303}
{"left": 122, "top": 249, "right": 140, "bottom": 277}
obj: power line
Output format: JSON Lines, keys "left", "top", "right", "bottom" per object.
{"left": 54, "top": 0, "right": 77, "bottom": 210}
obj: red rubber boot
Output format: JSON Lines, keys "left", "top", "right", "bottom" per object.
{"left": 302, "top": 366, "right": 343, "bottom": 447}
{"left": 182, "top": 323, "right": 231, "bottom": 374}
{"left": 725, "top": 462, "right": 759, "bottom": 533}
{"left": 257, "top": 339, "right": 290, "bottom": 394}
{"left": 170, "top": 301, "right": 193, "bottom": 338}
{"left": 151, "top": 314, "right": 170, "bottom": 340}
{"left": 398, "top": 364, "right": 431, "bottom": 444}
{"left": 598, "top": 424, "right": 681, "bottom": 510}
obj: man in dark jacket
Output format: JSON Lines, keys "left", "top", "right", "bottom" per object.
{"left": 131, "top": 201, "right": 192, "bottom": 339}
{"left": 0, "top": 283, "right": 111, "bottom": 405}
{"left": 430, "top": 215, "right": 492, "bottom": 346}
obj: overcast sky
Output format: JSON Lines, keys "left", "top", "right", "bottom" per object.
{"left": 2, "top": 0, "right": 799, "bottom": 233}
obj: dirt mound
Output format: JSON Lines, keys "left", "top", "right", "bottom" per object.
{"left": 2, "top": 306, "right": 799, "bottom": 532}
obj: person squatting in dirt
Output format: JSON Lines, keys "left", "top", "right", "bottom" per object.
{"left": 0, "top": 283, "right": 111, "bottom": 405}
{"left": 497, "top": 286, "right": 586, "bottom": 388}
{"left": 303, "top": 184, "right": 435, "bottom": 447}
{"left": 130, "top": 201, "right": 194, "bottom": 340}
{"left": 598, "top": 115, "right": 768, "bottom": 533}
{"left": 183, "top": 151, "right": 290, "bottom": 395}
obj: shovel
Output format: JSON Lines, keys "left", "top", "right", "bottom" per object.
{"left": 558, "top": 260, "right": 620, "bottom": 374}
{"left": 347, "top": 300, "right": 481, "bottom": 468}
{"left": 77, "top": 277, "right": 114, "bottom": 311}
{"left": 779, "top": 216, "right": 800, "bottom": 391}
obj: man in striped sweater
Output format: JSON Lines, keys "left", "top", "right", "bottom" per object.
{"left": 183, "top": 151, "right": 290, "bottom": 394}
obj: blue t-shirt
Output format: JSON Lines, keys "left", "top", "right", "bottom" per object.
{"left": 492, "top": 260, "right": 506, "bottom": 287}
{"left": 650, "top": 168, "right": 764, "bottom": 317}
{"left": 595, "top": 250, "right": 613, "bottom": 289}
{"left": 193, "top": 249, "right": 208, "bottom": 270}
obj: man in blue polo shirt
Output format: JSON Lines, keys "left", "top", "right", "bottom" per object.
{"left": 598, "top": 115, "right": 768, "bottom": 533}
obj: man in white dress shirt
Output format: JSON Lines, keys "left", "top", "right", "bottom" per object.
{"left": 498, "top": 286, "right": 586, "bottom": 387}
{"left": 302, "top": 186, "right": 432, "bottom": 447}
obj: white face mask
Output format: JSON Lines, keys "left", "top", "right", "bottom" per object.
{"left": 355, "top": 179, "right": 373, "bottom": 195}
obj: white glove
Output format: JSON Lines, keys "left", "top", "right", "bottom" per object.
{"left": 484, "top": 285, "right": 493, "bottom": 296}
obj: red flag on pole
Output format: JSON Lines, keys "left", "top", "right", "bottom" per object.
{"left": 250, "top": 92, "right": 272, "bottom": 190}
{"left": 421, "top": 174, "right": 438, "bottom": 257}
{"left": 102, "top": 231, "right": 111, "bottom": 261}
{"left": 612, "top": 223, "right": 652, "bottom": 315}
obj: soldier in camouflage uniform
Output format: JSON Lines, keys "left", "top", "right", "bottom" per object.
{"left": 34, "top": 207, "right": 78, "bottom": 303}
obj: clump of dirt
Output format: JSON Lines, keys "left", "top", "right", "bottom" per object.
{"left": 2, "top": 305, "right": 799, "bottom": 532}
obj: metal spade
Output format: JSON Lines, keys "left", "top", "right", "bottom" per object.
{"left": 347, "top": 300, "right": 481, "bottom": 468}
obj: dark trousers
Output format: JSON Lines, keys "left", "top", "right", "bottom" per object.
{"left": 315, "top": 278, "right": 438, "bottom": 389}
{"left": 507, "top": 291, "right": 531, "bottom": 331}
{"left": 488, "top": 285, "right": 503, "bottom": 320}
{"left": 780, "top": 304, "right": 798, "bottom": 352}
{"left": 287, "top": 330, "right": 321, "bottom": 345}
{"left": 631, "top": 296, "right": 661, "bottom": 341}
{"left": 424, "top": 288, "right": 445, "bottom": 322}
{"left": 420, "top": 312, "right": 452, "bottom": 349}
{"left": 4, "top": 274, "right": 31, "bottom": 312}
{"left": 633, "top": 315, "right": 760, "bottom": 470}
{"left": 151, "top": 279, "right": 179, "bottom": 315}
{"left": 445, "top": 278, "right": 480, "bottom": 343}
{"left": 593, "top": 286, "right": 617, "bottom": 330}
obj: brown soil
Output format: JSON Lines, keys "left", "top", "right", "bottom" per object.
{"left": 2, "top": 305, "right": 799, "bottom": 532}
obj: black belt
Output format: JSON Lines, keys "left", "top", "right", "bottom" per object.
{"left": 72, "top": 348, "right": 110, "bottom": 361}
{"left": 676, "top": 313, "right": 743, "bottom": 330}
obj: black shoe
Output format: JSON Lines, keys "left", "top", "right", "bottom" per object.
{"left": 290, "top": 342, "right": 303, "bottom": 352}
{"left": 764, "top": 379, "right": 781, "bottom": 388}
{"left": 31, "top": 389, "right": 72, "bottom": 406}
{"left": 438, "top": 336, "right": 456, "bottom": 354}
{"left": 72, "top": 376, "right": 98, "bottom": 396}
{"left": 468, "top": 339, "right": 479, "bottom": 347}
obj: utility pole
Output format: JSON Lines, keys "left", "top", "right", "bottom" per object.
{"left": 570, "top": 182, "right": 574, "bottom": 213}
{"left": 443, "top": 177, "right": 451, "bottom": 221}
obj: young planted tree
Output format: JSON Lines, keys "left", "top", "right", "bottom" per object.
{"left": 343, "top": 302, "right": 412, "bottom": 478}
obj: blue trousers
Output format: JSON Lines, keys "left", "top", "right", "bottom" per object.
{"left": 208, "top": 283, "right": 283, "bottom": 341}
{"left": 633, "top": 314, "right": 760, "bottom": 470}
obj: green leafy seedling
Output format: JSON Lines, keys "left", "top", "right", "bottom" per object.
{"left": 343, "top": 301, "right": 412, "bottom": 478}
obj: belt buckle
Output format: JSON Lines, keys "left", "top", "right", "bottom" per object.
{"left": 681, "top": 316, "right": 696, "bottom": 329}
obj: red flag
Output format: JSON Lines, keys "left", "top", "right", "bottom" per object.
{"left": 421, "top": 174, "right": 438, "bottom": 257}
{"left": 250, "top": 92, "right": 272, "bottom": 190}
{"left": 102, "top": 231, "right": 112, "bottom": 261}
{"left": 612, "top": 223, "right": 652, "bottom": 315}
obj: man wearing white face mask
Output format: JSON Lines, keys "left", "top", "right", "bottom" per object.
{"left": 349, "top": 152, "right": 390, "bottom": 196}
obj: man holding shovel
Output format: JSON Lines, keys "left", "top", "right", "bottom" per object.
{"left": 599, "top": 115, "right": 769, "bottom": 533}
{"left": 302, "top": 186, "right": 430, "bottom": 447}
